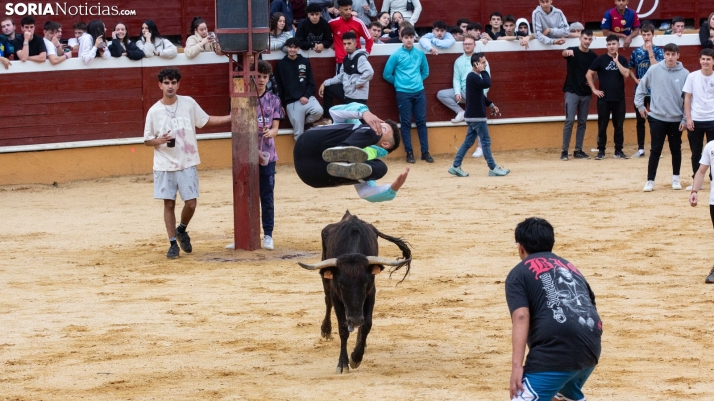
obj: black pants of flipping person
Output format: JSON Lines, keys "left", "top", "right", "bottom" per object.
{"left": 596, "top": 98, "right": 625, "bottom": 152}
{"left": 647, "top": 116, "right": 682, "bottom": 181}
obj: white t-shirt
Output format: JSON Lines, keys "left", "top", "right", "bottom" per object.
{"left": 699, "top": 141, "right": 714, "bottom": 205}
{"left": 143, "top": 95, "right": 210, "bottom": 171}
{"left": 67, "top": 38, "right": 78, "bottom": 47}
{"left": 682, "top": 70, "right": 714, "bottom": 121}
{"left": 43, "top": 38, "right": 57, "bottom": 56}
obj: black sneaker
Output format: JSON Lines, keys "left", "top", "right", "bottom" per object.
{"left": 326, "top": 162, "right": 373, "bottom": 180}
{"left": 706, "top": 266, "right": 714, "bottom": 284}
{"left": 421, "top": 152, "right": 434, "bottom": 163}
{"left": 560, "top": 150, "right": 569, "bottom": 161}
{"left": 406, "top": 152, "right": 415, "bottom": 164}
{"left": 613, "top": 150, "right": 629, "bottom": 159}
{"left": 595, "top": 151, "right": 605, "bottom": 160}
{"left": 322, "top": 146, "right": 368, "bottom": 163}
{"left": 573, "top": 150, "right": 590, "bottom": 159}
{"left": 167, "top": 242, "right": 180, "bottom": 259}
{"left": 176, "top": 227, "right": 192, "bottom": 253}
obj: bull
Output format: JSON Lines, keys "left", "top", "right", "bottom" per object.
{"left": 298, "top": 211, "right": 411, "bottom": 374}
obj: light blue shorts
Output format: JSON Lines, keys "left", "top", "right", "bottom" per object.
{"left": 153, "top": 166, "right": 199, "bottom": 201}
{"left": 512, "top": 367, "right": 595, "bottom": 401}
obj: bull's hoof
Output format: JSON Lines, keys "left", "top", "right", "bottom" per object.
{"left": 349, "top": 356, "right": 361, "bottom": 369}
{"left": 336, "top": 364, "right": 350, "bottom": 374}
{"left": 321, "top": 331, "right": 332, "bottom": 341}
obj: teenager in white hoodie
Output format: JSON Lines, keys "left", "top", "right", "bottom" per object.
{"left": 137, "top": 19, "right": 177, "bottom": 59}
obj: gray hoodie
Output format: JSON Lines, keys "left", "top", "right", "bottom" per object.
{"left": 323, "top": 49, "right": 374, "bottom": 100}
{"left": 532, "top": 5, "right": 569, "bottom": 45}
{"left": 635, "top": 60, "right": 689, "bottom": 123}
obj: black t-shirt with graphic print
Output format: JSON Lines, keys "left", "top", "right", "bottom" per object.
{"left": 589, "top": 53, "right": 628, "bottom": 102}
{"left": 506, "top": 252, "right": 602, "bottom": 374}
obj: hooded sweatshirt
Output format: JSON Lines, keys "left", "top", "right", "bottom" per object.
{"left": 516, "top": 18, "right": 532, "bottom": 37}
{"left": 323, "top": 49, "right": 373, "bottom": 100}
{"left": 532, "top": 4, "right": 569, "bottom": 45}
{"left": 295, "top": 16, "right": 334, "bottom": 51}
{"left": 635, "top": 60, "right": 689, "bottom": 123}
{"left": 274, "top": 53, "right": 317, "bottom": 104}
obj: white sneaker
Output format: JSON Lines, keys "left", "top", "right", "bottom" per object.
{"left": 672, "top": 179, "right": 682, "bottom": 190}
{"left": 262, "top": 235, "right": 274, "bottom": 250}
{"left": 472, "top": 147, "right": 483, "bottom": 158}
{"left": 451, "top": 110, "right": 465, "bottom": 123}
{"left": 686, "top": 184, "right": 693, "bottom": 191}
{"left": 643, "top": 180, "right": 654, "bottom": 192}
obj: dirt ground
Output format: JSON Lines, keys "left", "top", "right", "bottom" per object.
{"left": 1, "top": 146, "right": 713, "bottom": 400}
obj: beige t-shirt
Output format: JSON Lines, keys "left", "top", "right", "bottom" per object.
{"left": 143, "top": 95, "right": 210, "bottom": 171}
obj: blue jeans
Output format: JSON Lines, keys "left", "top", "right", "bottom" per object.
{"left": 454, "top": 121, "right": 496, "bottom": 170}
{"left": 513, "top": 367, "right": 595, "bottom": 401}
{"left": 396, "top": 90, "right": 429, "bottom": 154}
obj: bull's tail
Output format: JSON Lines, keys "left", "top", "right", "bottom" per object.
{"left": 373, "top": 227, "right": 412, "bottom": 283}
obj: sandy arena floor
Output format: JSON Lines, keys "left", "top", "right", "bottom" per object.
{"left": 1, "top": 146, "right": 713, "bottom": 400}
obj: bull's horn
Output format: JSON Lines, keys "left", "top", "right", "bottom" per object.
{"left": 298, "top": 258, "right": 338, "bottom": 270}
{"left": 366, "top": 256, "right": 411, "bottom": 267}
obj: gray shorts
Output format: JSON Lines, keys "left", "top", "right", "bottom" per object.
{"left": 153, "top": 166, "right": 199, "bottom": 201}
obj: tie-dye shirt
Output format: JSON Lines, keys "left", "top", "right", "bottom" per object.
{"left": 257, "top": 90, "right": 284, "bottom": 163}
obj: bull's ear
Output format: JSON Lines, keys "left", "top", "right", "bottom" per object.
{"left": 371, "top": 266, "right": 381, "bottom": 275}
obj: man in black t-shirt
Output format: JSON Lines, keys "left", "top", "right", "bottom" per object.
{"left": 560, "top": 29, "right": 597, "bottom": 161}
{"left": 13, "top": 16, "right": 46, "bottom": 63}
{"left": 586, "top": 34, "right": 630, "bottom": 160}
{"left": 506, "top": 217, "right": 602, "bottom": 401}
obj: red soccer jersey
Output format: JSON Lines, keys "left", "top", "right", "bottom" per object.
{"left": 328, "top": 16, "right": 373, "bottom": 64}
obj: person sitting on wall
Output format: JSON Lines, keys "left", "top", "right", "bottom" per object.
{"left": 293, "top": 103, "right": 409, "bottom": 203}
{"left": 275, "top": 38, "right": 324, "bottom": 140}
{"left": 184, "top": 16, "right": 217, "bottom": 59}
{"left": 108, "top": 22, "right": 144, "bottom": 60}
{"left": 532, "top": 0, "right": 569, "bottom": 46}
{"left": 137, "top": 19, "right": 177, "bottom": 59}
{"left": 418, "top": 20, "right": 456, "bottom": 55}
{"left": 601, "top": 0, "right": 641, "bottom": 48}
{"left": 79, "top": 20, "right": 110, "bottom": 64}
{"left": 295, "top": 3, "right": 334, "bottom": 53}
{"left": 43, "top": 21, "right": 72, "bottom": 65}
{"left": 665, "top": 16, "right": 685, "bottom": 36}
{"left": 14, "top": 16, "right": 47, "bottom": 63}
{"left": 319, "top": 31, "right": 374, "bottom": 119}
{"left": 67, "top": 21, "right": 86, "bottom": 52}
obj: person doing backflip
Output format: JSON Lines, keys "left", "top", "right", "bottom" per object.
{"left": 293, "top": 102, "right": 409, "bottom": 202}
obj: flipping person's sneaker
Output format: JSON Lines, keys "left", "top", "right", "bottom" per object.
{"left": 595, "top": 151, "right": 605, "bottom": 160}
{"left": 262, "top": 235, "right": 274, "bottom": 251}
{"left": 613, "top": 150, "right": 629, "bottom": 159}
{"left": 472, "top": 147, "right": 483, "bottom": 158}
{"left": 167, "top": 242, "right": 180, "bottom": 259}
{"left": 327, "top": 162, "right": 372, "bottom": 180}
{"left": 421, "top": 152, "right": 434, "bottom": 163}
{"left": 643, "top": 180, "right": 654, "bottom": 192}
{"left": 706, "top": 266, "right": 714, "bottom": 283}
{"left": 489, "top": 166, "right": 510, "bottom": 176}
{"left": 406, "top": 152, "right": 415, "bottom": 163}
{"left": 322, "top": 146, "right": 368, "bottom": 163}
{"left": 560, "top": 150, "right": 569, "bottom": 161}
{"left": 176, "top": 227, "right": 192, "bottom": 253}
{"left": 573, "top": 150, "right": 590, "bottom": 159}
{"left": 631, "top": 149, "right": 645, "bottom": 158}
{"left": 672, "top": 178, "right": 682, "bottom": 190}
{"left": 448, "top": 166, "right": 469, "bottom": 177}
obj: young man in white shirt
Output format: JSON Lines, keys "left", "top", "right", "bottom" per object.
{"left": 688, "top": 141, "right": 714, "bottom": 283}
{"left": 683, "top": 49, "right": 714, "bottom": 190}
{"left": 144, "top": 68, "right": 231, "bottom": 259}
{"left": 43, "top": 21, "right": 71, "bottom": 65}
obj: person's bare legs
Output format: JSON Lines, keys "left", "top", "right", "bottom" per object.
{"left": 163, "top": 199, "right": 177, "bottom": 238}
{"left": 180, "top": 199, "right": 197, "bottom": 227}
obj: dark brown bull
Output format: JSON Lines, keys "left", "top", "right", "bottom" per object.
{"left": 298, "top": 211, "right": 411, "bottom": 373}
